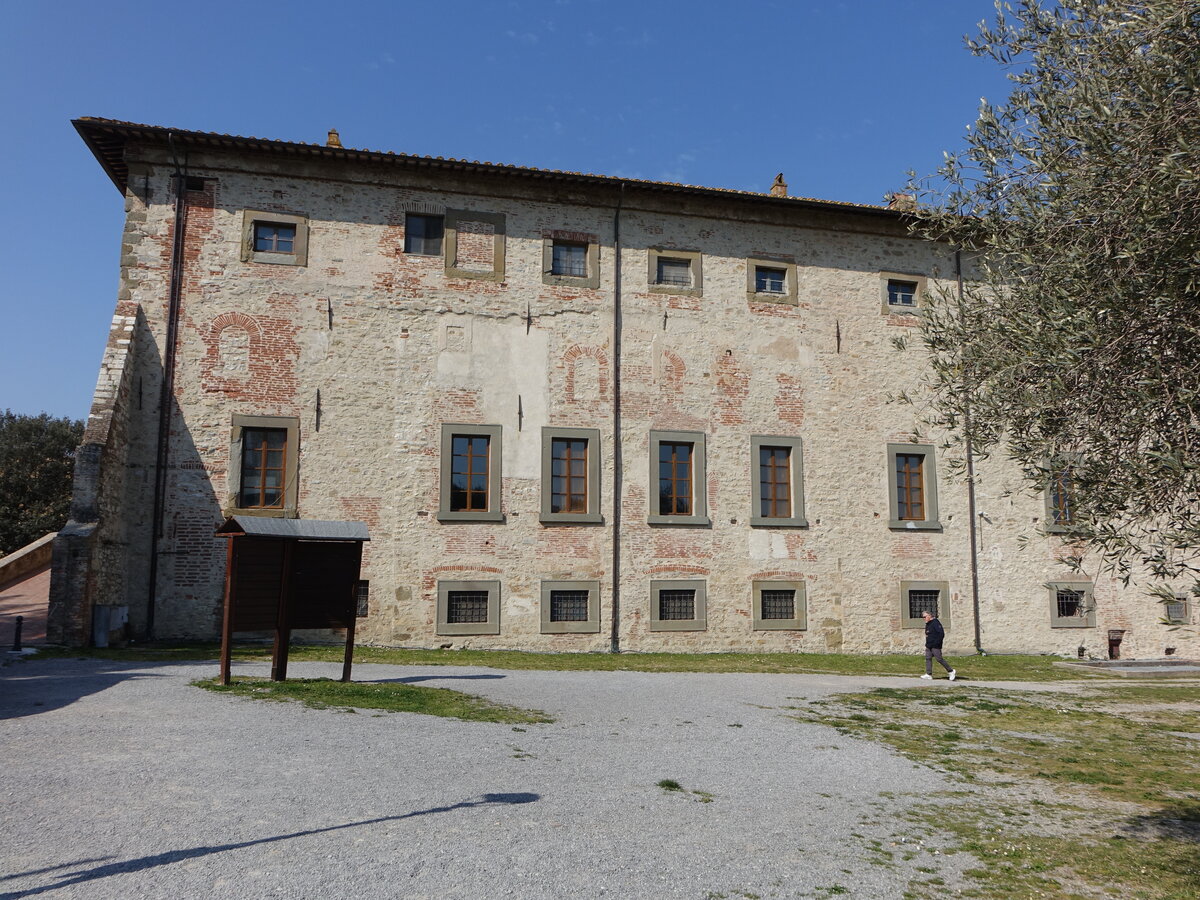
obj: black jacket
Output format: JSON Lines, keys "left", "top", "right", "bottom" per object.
{"left": 924, "top": 617, "right": 945, "bottom": 649}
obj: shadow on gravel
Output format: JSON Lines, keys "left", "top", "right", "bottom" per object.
{"left": 0, "top": 793, "right": 540, "bottom": 899}
{"left": 0, "top": 663, "right": 168, "bottom": 720}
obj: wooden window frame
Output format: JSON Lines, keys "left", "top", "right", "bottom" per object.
{"left": 540, "top": 427, "right": 602, "bottom": 524}
{"left": 226, "top": 414, "right": 300, "bottom": 519}
{"left": 438, "top": 424, "right": 503, "bottom": 522}
{"left": 886, "top": 443, "right": 941, "bottom": 530}
{"left": 750, "top": 435, "right": 807, "bottom": 528}
{"left": 649, "top": 430, "right": 709, "bottom": 526}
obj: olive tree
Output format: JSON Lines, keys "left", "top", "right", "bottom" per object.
{"left": 0, "top": 410, "right": 84, "bottom": 556}
{"left": 904, "top": 0, "right": 1200, "bottom": 603}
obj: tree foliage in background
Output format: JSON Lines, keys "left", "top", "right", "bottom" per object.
{"left": 905, "top": 0, "right": 1200, "bottom": 595}
{"left": 0, "top": 410, "right": 84, "bottom": 557}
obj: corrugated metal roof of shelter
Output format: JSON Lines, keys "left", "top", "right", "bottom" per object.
{"left": 72, "top": 117, "right": 902, "bottom": 220}
{"left": 216, "top": 517, "right": 370, "bottom": 541}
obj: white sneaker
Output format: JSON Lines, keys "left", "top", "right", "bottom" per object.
{"left": 948, "top": 670, "right": 957, "bottom": 681}
{"left": 920, "top": 674, "right": 933, "bottom": 680}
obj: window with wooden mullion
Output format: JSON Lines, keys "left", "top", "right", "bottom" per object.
{"left": 759, "top": 446, "right": 792, "bottom": 518}
{"left": 895, "top": 453, "right": 925, "bottom": 520}
{"left": 450, "top": 435, "right": 490, "bottom": 512}
{"left": 240, "top": 428, "right": 287, "bottom": 509}
{"left": 658, "top": 442, "right": 693, "bottom": 516}
{"left": 550, "top": 438, "right": 588, "bottom": 514}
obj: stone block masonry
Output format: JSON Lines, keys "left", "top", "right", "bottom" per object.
{"left": 49, "top": 117, "right": 1199, "bottom": 661}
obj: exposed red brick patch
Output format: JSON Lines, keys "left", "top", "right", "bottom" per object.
{"left": 775, "top": 373, "right": 805, "bottom": 426}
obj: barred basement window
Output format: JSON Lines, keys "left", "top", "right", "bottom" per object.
{"left": 649, "top": 579, "right": 707, "bottom": 632}
{"left": 1165, "top": 596, "right": 1189, "bottom": 623}
{"left": 355, "top": 580, "right": 370, "bottom": 617}
{"left": 900, "top": 580, "right": 949, "bottom": 629}
{"left": 1048, "top": 581, "right": 1095, "bottom": 628}
{"left": 550, "top": 590, "right": 589, "bottom": 622}
{"left": 760, "top": 589, "right": 795, "bottom": 620}
{"left": 540, "top": 580, "right": 600, "bottom": 634}
{"left": 1057, "top": 588, "right": 1083, "bottom": 619}
{"left": 437, "top": 580, "right": 500, "bottom": 635}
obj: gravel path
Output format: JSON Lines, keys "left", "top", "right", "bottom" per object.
{"left": 2, "top": 657, "right": 983, "bottom": 899}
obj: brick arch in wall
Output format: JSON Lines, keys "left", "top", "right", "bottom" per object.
{"left": 660, "top": 348, "right": 685, "bottom": 399}
{"left": 200, "top": 310, "right": 299, "bottom": 401}
{"left": 563, "top": 344, "right": 610, "bottom": 404}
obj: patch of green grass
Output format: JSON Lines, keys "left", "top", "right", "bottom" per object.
{"left": 793, "top": 686, "right": 1200, "bottom": 899}
{"left": 657, "top": 779, "right": 684, "bottom": 792}
{"left": 38, "top": 642, "right": 1092, "bottom": 681}
{"left": 192, "top": 676, "right": 553, "bottom": 724}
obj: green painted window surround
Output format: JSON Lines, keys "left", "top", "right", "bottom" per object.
{"left": 649, "top": 579, "right": 707, "bottom": 632}
{"left": 886, "top": 442, "right": 941, "bottom": 531}
{"left": 225, "top": 414, "right": 300, "bottom": 519}
{"left": 752, "top": 580, "right": 807, "bottom": 631}
{"left": 438, "top": 424, "right": 503, "bottom": 523}
{"left": 241, "top": 209, "right": 308, "bottom": 267}
{"left": 436, "top": 580, "right": 501, "bottom": 636}
{"left": 540, "top": 580, "right": 601, "bottom": 634}
{"left": 540, "top": 427, "right": 602, "bottom": 524}
{"left": 900, "top": 580, "right": 950, "bottom": 630}
{"left": 1049, "top": 581, "right": 1097, "bottom": 628}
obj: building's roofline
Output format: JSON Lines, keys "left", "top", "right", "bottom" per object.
{"left": 73, "top": 117, "right": 906, "bottom": 221}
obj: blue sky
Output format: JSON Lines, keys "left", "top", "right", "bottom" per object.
{"left": 0, "top": 0, "right": 1011, "bottom": 420}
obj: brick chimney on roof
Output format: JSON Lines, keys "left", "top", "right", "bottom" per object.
{"left": 327, "top": 129, "right": 343, "bottom": 149}
{"left": 887, "top": 192, "right": 917, "bottom": 211}
{"left": 770, "top": 173, "right": 788, "bottom": 197}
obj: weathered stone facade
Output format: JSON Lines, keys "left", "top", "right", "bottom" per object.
{"left": 50, "top": 118, "right": 1198, "bottom": 659}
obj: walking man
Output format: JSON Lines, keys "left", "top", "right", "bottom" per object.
{"left": 920, "top": 610, "right": 955, "bottom": 680}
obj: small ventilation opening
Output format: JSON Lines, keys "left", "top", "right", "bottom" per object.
{"left": 185, "top": 176, "right": 207, "bottom": 192}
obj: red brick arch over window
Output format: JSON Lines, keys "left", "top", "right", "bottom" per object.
{"left": 201, "top": 309, "right": 300, "bottom": 402}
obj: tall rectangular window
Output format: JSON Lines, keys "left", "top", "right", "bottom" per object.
{"left": 450, "top": 435, "right": 490, "bottom": 512}
{"left": 439, "top": 424, "right": 503, "bottom": 522}
{"left": 1046, "top": 463, "right": 1079, "bottom": 533}
{"left": 658, "top": 441, "right": 694, "bottom": 516}
{"left": 405, "top": 214, "right": 444, "bottom": 255}
{"left": 550, "top": 437, "right": 588, "bottom": 514}
{"left": 240, "top": 428, "right": 287, "bottom": 509}
{"left": 759, "top": 446, "right": 791, "bottom": 519}
{"left": 895, "top": 454, "right": 925, "bottom": 521}
{"left": 887, "top": 444, "right": 940, "bottom": 529}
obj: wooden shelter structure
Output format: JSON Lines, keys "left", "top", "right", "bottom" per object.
{"left": 215, "top": 516, "right": 370, "bottom": 685}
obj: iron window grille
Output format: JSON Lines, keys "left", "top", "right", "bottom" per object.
{"left": 760, "top": 589, "right": 796, "bottom": 620}
{"left": 405, "top": 214, "right": 444, "bottom": 255}
{"left": 755, "top": 266, "right": 787, "bottom": 294}
{"left": 1165, "top": 596, "right": 1188, "bottom": 622}
{"left": 658, "top": 589, "right": 696, "bottom": 621}
{"left": 355, "top": 580, "right": 370, "bottom": 617}
{"left": 908, "top": 589, "right": 940, "bottom": 620}
{"left": 446, "top": 591, "right": 490, "bottom": 624}
{"left": 549, "top": 590, "right": 590, "bottom": 623}
{"left": 1056, "top": 588, "right": 1085, "bottom": 619}
{"left": 254, "top": 222, "right": 296, "bottom": 254}
{"left": 887, "top": 279, "right": 917, "bottom": 307}
{"left": 656, "top": 257, "right": 692, "bottom": 287}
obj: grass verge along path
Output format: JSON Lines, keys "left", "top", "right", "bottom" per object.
{"left": 789, "top": 684, "right": 1200, "bottom": 899}
{"left": 193, "top": 676, "right": 554, "bottom": 724}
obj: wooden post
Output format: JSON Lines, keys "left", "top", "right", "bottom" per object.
{"left": 341, "top": 542, "right": 361, "bottom": 683}
{"left": 219, "top": 537, "right": 238, "bottom": 685}
{"left": 270, "top": 540, "right": 294, "bottom": 682}
{"left": 341, "top": 617, "right": 356, "bottom": 683}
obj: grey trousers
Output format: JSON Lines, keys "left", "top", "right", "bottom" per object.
{"left": 925, "top": 647, "right": 952, "bottom": 674}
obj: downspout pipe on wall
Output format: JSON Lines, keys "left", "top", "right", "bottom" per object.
{"left": 144, "top": 135, "right": 189, "bottom": 639}
{"left": 957, "top": 249, "right": 985, "bottom": 655}
{"left": 609, "top": 182, "right": 625, "bottom": 654}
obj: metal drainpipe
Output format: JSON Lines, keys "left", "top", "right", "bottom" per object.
{"left": 609, "top": 182, "right": 625, "bottom": 654}
{"left": 958, "top": 249, "right": 985, "bottom": 654}
{"left": 145, "top": 137, "right": 189, "bottom": 639}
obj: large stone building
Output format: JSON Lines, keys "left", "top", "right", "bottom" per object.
{"left": 49, "top": 117, "right": 1196, "bottom": 659}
